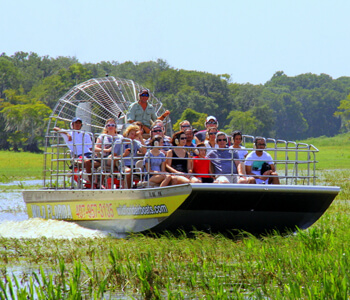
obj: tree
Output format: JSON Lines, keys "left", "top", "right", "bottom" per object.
{"left": 272, "top": 93, "right": 308, "bottom": 140}
{"left": 173, "top": 108, "right": 207, "bottom": 131}
{"left": 0, "top": 89, "right": 51, "bottom": 152}
{"left": 225, "top": 110, "right": 262, "bottom": 135}
{"left": 334, "top": 94, "right": 350, "bottom": 132}
{"left": 0, "top": 57, "right": 20, "bottom": 98}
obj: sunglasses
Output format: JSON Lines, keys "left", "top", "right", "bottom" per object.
{"left": 217, "top": 139, "right": 227, "bottom": 142}
{"left": 106, "top": 124, "right": 116, "bottom": 127}
{"left": 207, "top": 121, "right": 217, "bottom": 124}
{"left": 209, "top": 132, "right": 217, "bottom": 135}
{"left": 180, "top": 137, "right": 187, "bottom": 140}
{"left": 257, "top": 143, "right": 266, "bottom": 146}
{"left": 152, "top": 129, "right": 162, "bottom": 133}
{"left": 140, "top": 93, "right": 149, "bottom": 97}
{"left": 181, "top": 125, "right": 190, "bottom": 128}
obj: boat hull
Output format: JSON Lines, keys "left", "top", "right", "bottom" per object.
{"left": 150, "top": 184, "right": 339, "bottom": 235}
{"left": 23, "top": 184, "right": 339, "bottom": 235}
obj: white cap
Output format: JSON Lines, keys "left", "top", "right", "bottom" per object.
{"left": 206, "top": 116, "right": 217, "bottom": 123}
{"left": 205, "top": 116, "right": 218, "bottom": 127}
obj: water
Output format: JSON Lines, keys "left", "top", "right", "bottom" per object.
{"left": 0, "top": 182, "right": 108, "bottom": 239}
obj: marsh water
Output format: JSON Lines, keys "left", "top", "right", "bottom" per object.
{"left": 0, "top": 180, "right": 107, "bottom": 239}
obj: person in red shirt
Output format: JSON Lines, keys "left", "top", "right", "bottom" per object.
{"left": 190, "top": 143, "right": 214, "bottom": 183}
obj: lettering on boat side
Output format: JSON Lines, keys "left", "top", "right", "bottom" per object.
{"left": 75, "top": 203, "right": 114, "bottom": 219}
{"left": 146, "top": 191, "right": 163, "bottom": 198}
{"left": 31, "top": 204, "right": 73, "bottom": 220}
{"left": 116, "top": 204, "right": 168, "bottom": 216}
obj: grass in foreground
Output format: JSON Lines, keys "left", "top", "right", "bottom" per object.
{"left": 0, "top": 200, "right": 349, "bottom": 299}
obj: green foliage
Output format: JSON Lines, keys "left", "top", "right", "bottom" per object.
{"left": 0, "top": 89, "right": 51, "bottom": 152}
{"left": 335, "top": 94, "right": 350, "bottom": 132}
{"left": 1, "top": 52, "right": 350, "bottom": 152}
{"left": 225, "top": 110, "right": 262, "bottom": 135}
{"left": 173, "top": 108, "right": 207, "bottom": 131}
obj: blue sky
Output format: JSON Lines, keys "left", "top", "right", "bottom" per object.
{"left": 2, "top": 0, "right": 349, "bottom": 84}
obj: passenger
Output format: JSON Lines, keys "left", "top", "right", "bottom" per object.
{"left": 146, "top": 124, "right": 172, "bottom": 152}
{"left": 204, "top": 127, "right": 219, "bottom": 149}
{"left": 95, "top": 118, "right": 122, "bottom": 167}
{"left": 53, "top": 117, "right": 100, "bottom": 187}
{"left": 114, "top": 125, "right": 147, "bottom": 188}
{"left": 152, "top": 120, "right": 172, "bottom": 140}
{"left": 133, "top": 121, "right": 147, "bottom": 141}
{"left": 127, "top": 88, "right": 170, "bottom": 134}
{"left": 179, "top": 119, "right": 196, "bottom": 147}
{"left": 230, "top": 130, "right": 248, "bottom": 160}
{"left": 245, "top": 137, "right": 280, "bottom": 184}
{"left": 207, "top": 132, "right": 247, "bottom": 184}
{"left": 131, "top": 121, "right": 146, "bottom": 145}
{"left": 143, "top": 135, "right": 172, "bottom": 187}
{"left": 195, "top": 116, "right": 219, "bottom": 143}
{"left": 184, "top": 128, "right": 196, "bottom": 156}
{"left": 166, "top": 131, "right": 201, "bottom": 184}
{"left": 179, "top": 120, "right": 192, "bottom": 131}
{"left": 229, "top": 130, "right": 251, "bottom": 182}
{"left": 94, "top": 118, "right": 122, "bottom": 188}
{"left": 190, "top": 143, "right": 214, "bottom": 183}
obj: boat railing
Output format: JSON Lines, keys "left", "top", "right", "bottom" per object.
{"left": 43, "top": 131, "right": 319, "bottom": 190}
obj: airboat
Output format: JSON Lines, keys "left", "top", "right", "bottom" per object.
{"left": 22, "top": 76, "right": 340, "bottom": 236}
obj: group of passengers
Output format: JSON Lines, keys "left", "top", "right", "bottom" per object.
{"left": 54, "top": 88, "right": 280, "bottom": 189}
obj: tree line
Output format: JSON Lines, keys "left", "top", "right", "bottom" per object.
{"left": 1, "top": 51, "right": 350, "bottom": 152}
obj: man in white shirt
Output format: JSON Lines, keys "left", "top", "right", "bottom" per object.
{"left": 53, "top": 117, "right": 100, "bottom": 186}
{"left": 245, "top": 137, "right": 280, "bottom": 184}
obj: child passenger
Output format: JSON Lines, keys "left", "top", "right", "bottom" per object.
{"left": 190, "top": 143, "right": 214, "bottom": 183}
{"left": 143, "top": 135, "right": 172, "bottom": 187}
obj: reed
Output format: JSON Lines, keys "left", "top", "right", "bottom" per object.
{"left": 0, "top": 200, "right": 349, "bottom": 299}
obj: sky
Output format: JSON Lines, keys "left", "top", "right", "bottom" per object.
{"left": 1, "top": 0, "right": 350, "bottom": 85}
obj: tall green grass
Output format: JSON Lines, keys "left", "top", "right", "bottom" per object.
{"left": 0, "top": 151, "right": 43, "bottom": 182}
{"left": 0, "top": 200, "right": 350, "bottom": 298}
{"left": 298, "top": 133, "right": 350, "bottom": 170}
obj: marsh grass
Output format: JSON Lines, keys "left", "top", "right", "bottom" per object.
{"left": 0, "top": 151, "right": 43, "bottom": 182}
{"left": 0, "top": 200, "right": 350, "bottom": 299}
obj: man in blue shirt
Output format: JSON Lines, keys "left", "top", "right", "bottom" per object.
{"left": 207, "top": 132, "right": 246, "bottom": 184}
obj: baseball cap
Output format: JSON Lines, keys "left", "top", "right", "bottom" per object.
{"left": 72, "top": 117, "right": 82, "bottom": 123}
{"left": 206, "top": 116, "right": 217, "bottom": 123}
{"left": 139, "top": 88, "right": 149, "bottom": 95}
